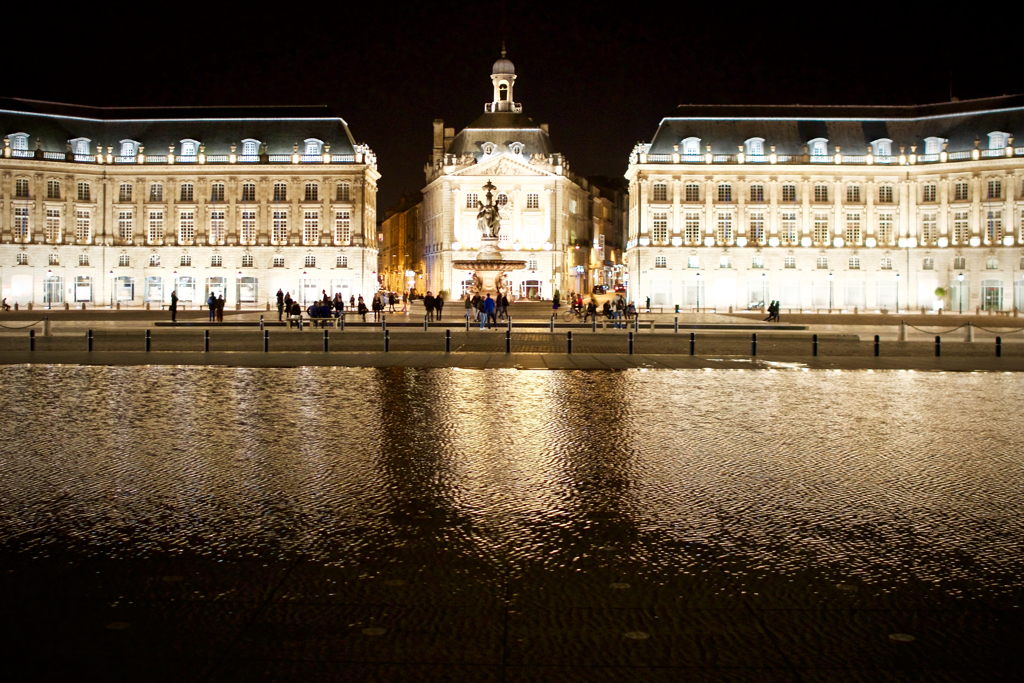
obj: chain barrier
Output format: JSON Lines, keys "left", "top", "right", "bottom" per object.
{"left": 0, "top": 319, "right": 47, "bottom": 330}
{"left": 903, "top": 321, "right": 1024, "bottom": 335}
{"left": 904, "top": 322, "right": 968, "bottom": 334}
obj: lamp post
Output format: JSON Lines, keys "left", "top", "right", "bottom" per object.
{"left": 761, "top": 271, "right": 767, "bottom": 308}
{"left": 828, "top": 271, "right": 834, "bottom": 311}
{"left": 237, "top": 271, "right": 243, "bottom": 308}
{"left": 302, "top": 270, "right": 307, "bottom": 305}
{"left": 109, "top": 270, "right": 114, "bottom": 308}
{"left": 46, "top": 269, "right": 52, "bottom": 309}
{"left": 696, "top": 272, "right": 701, "bottom": 312}
{"left": 895, "top": 272, "right": 901, "bottom": 313}
{"left": 957, "top": 272, "right": 964, "bottom": 314}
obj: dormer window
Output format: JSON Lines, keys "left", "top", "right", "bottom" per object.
{"left": 871, "top": 138, "right": 892, "bottom": 157}
{"left": 808, "top": 138, "right": 828, "bottom": 156}
{"left": 988, "top": 131, "right": 1009, "bottom": 149}
{"left": 508, "top": 141, "right": 523, "bottom": 155}
{"left": 923, "top": 137, "right": 944, "bottom": 155}
{"left": 69, "top": 138, "right": 91, "bottom": 157}
{"left": 745, "top": 138, "right": 764, "bottom": 156}
{"left": 241, "top": 139, "right": 259, "bottom": 157}
{"left": 10, "top": 132, "right": 29, "bottom": 151}
{"left": 482, "top": 142, "right": 496, "bottom": 155}
{"left": 179, "top": 139, "right": 200, "bottom": 158}
{"left": 120, "top": 140, "right": 138, "bottom": 158}
{"left": 681, "top": 137, "right": 701, "bottom": 156}
{"left": 304, "top": 138, "right": 323, "bottom": 155}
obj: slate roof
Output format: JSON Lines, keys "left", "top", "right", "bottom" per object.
{"left": 649, "top": 95, "right": 1024, "bottom": 155}
{"left": 446, "top": 112, "right": 555, "bottom": 159}
{"left": 0, "top": 98, "right": 360, "bottom": 155}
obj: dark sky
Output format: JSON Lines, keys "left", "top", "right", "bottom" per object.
{"left": 12, "top": 2, "right": 1024, "bottom": 213}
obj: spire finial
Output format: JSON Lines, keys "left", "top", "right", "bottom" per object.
{"left": 501, "top": 40, "right": 506, "bottom": 59}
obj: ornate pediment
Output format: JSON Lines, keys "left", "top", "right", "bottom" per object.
{"left": 455, "top": 154, "right": 550, "bottom": 177}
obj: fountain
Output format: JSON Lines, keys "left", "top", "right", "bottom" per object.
{"left": 452, "top": 179, "right": 526, "bottom": 298}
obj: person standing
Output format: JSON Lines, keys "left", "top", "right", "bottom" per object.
{"left": 645, "top": 296, "right": 651, "bottom": 312}
{"left": 401, "top": 291, "right": 408, "bottom": 314}
{"left": 214, "top": 294, "right": 223, "bottom": 322}
{"left": 357, "top": 295, "right": 368, "bottom": 322}
{"left": 614, "top": 295, "right": 624, "bottom": 328}
{"left": 276, "top": 289, "right": 285, "bottom": 321}
{"left": 498, "top": 293, "right": 508, "bottom": 321}
{"left": 284, "top": 292, "right": 293, "bottom": 320}
{"left": 585, "top": 298, "right": 597, "bottom": 322}
{"left": 484, "top": 293, "right": 497, "bottom": 329}
{"left": 435, "top": 294, "right": 444, "bottom": 321}
{"left": 350, "top": 294, "right": 355, "bottom": 309}
{"left": 170, "top": 290, "right": 178, "bottom": 323}
{"left": 464, "top": 293, "right": 473, "bottom": 321}
{"left": 208, "top": 291, "right": 217, "bottom": 322}
{"left": 424, "top": 291, "right": 435, "bottom": 321}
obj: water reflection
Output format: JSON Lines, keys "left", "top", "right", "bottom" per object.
{"left": 0, "top": 366, "right": 1022, "bottom": 603}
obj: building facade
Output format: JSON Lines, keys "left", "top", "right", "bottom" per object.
{"left": 421, "top": 54, "right": 592, "bottom": 300}
{"left": 0, "top": 99, "right": 379, "bottom": 309}
{"left": 380, "top": 194, "right": 423, "bottom": 295}
{"left": 626, "top": 97, "right": 1024, "bottom": 313}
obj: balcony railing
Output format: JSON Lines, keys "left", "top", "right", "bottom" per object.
{"left": 635, "top": 146, "right": 1022, "bottom": 167}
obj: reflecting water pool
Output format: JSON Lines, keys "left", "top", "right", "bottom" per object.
{"left": 1, "top": 365, "right": 1022, "bottom": 607}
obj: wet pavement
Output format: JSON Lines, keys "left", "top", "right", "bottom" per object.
{"left": 1, "top": 366, "right": 1022, "bottom": 681}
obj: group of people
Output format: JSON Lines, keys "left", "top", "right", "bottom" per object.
{"left": 423, "top": 292, "right": 445, "bottom": 321}
{"left": 464, "top": 292, "right": 509, "bottom": 328}
{"left": 206, "top": 292, "right": 228, "bottom": 322}
{"left": 763, "top": 300, "right": 782, "bottom": 322}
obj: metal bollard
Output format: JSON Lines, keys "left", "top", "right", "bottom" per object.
{"left": 751, "top": 333, "right": 757, "bottom": 356}
{"left": 628, "top": 331, "right": 634, "bottom": 354}
{"left": 567, "top": 331, "right": 573, "bottom": 354}
{"left": 675, "top": 304, "right": 680, "bottom": 314}
{"left": 965, "top": 322, "right": 974, "bottom": 342}
{"left": 507, "top": 316, "right": 512, "bottom": 333}
{"left": 935, "top": 335, "right": 941, "bottom": 357}
{"left": 146, "top": 329, "right": 151, "bottom": 352}
{"left": 690, "top": 332, "right": 695, "bottom": 355}
{"left": 259, "top": 315, "right": 264, "bottom": 331}
{"left": 424, "top": 315, "right": 428, "bottom": 332}
{"left": 87, "top": 329, "right": 93, "bottom": 352}
{"left": 204, "top": 330, "right": 210, "bottom": 353}
{"left": 506, "top": 329, "right": 511, "bottom": 354}
{"left": 874, "top": 335, "right": 880, "bottom": 357}
{"left": 812, "top": 334, "right": 818, "bottom": 357}
{"left": 592, "top": 317, "right": 596, "bottom": 333}
{"left": 674, "top": 317, "right": 679, "bottom": 334}
{"left": 996, "top": 336, "right": 1002, "bottom": 357}
{"left": 264, "top": 329, "right": 269, "bottom": 352}
{"left": 323, "top": 330, "right": 329, "bottom": 352}
{"left": 339, "top": 314, "right": 345, "bottom": 331}
{"left": 634, "top": 316, "right": 639, "bottom": 332}
{"left": 445, "top": 329, "right": 451, "bottom": 353}
{"left": 384, "top": 329, "right": 390, "bottom": 352}
{"left": 382, "top": 317, "right": 387, "bottom": 332}
{"left": 29, "top": 329, "right": 35, "bottom": 351}
{"left": 549, "top": 316, "right": 554, "bottom": 333}
{"left": 465, "top": 315, "right": 470, "bottom": 332}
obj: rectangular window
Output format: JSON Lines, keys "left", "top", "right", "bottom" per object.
{"left": 717, "top": 184, "right": 732, "bottom": 202}
{"left": 304, "top": 183, "right": 318, "bottom": 202}
{"left": 240, "top": 211, "right": 256, "bottom": 245}
{"left": 179, "top": 211, "right": 195, "bottom": 244}
{"left": 209, "top": 211, "right": 226, "bottom": 244}
{"left": 752, "top": 255, "right": 764, "bottom": 269}
{"left": 784, "top": 255, "right": 796, "bottom": 269}
{"left": 527, "top": 259, "right": 538, "bottom": 270}
{"left": 654, "top": 256, "right": 667, "bottom": 268}
{"left": 878, "top": 185, "right": 893, "bottom": 203}
{"left": 844, "top": 214, "right": 861, "bottom": 245}
{"left": 954, "top": 181, "right": 968, "bottom": 201}
{"left": 814, "top": 213, "right": 830, "bottom": 244}
{"left": 750, "top": 184, "right": 764, "bottom": 202}
{"left": 922, "top": 184, "right": 936, "bottom": 202}
{"left": 118, "top": 211, "right": 133, "bottom": 241}
{"left": 922, "top": 257, "right": 934, "bottom": 270}
{"left": 335, "top": 210, "right": 351, "bottom": 244}
{"left": 986, "top": 210, "right": 1003, "bottom": 242}
{"left": 953, "top": 256, "right": 966, "bottom": 270}
{"left": 921, "top": 213, "right": 937, "bottom": 244}
{"left": 651, "top": 212, "right": 668, "bottom": 242}
{"left": 75, "top": 210, "right": 90, "bottom": 242}
{"left": 45, "top": 208, "right": 61, "bottom": 242}
{"left": 77, "top": 182, "right": 90, "bottom": 201}
{"left": 685, "top": 183, "right": 699, "bottom": 202}
{"left": 305, "top": 255, "right": 316, "bottom": 268}
{"left": 684, "top": 212, "right": 700, "bottom": 243}
{"left": 878, "top": 213, "right": 894, "bottom": 245}
{"left": 46, "top": 179, "right": 60, "bottom": 200}
{"left": 16, "top": 253, "right": 28, "bottom": 265}
{"left": 118, "top": 254, "right": 129, "bottom": 267}
{"left": 49, "top": 253, "right": 59, "bottom": 266}
{"left": 848, "top": 257, "right": 860, "bottom": 270}
{"left": 272, "top": 211, "right": 288, "bottom": 244}
{"left": 782, "top": 184, "right": 796, "bottom": 202}
{"left": 526, "top": 193, "right": 539, "bottom": 209}
{"left": 688, "top": 256, "right": 699, "bottom": 269}
{"left": 241, "top": 182, "right": 256, "bottom": 202}
{"left": 987, "top": 179, "right": 1002, "bottom": 200}
{"left": 749, "top": 212, "right": 765, "bottom": 243}
{"left": 273, "top": 256, "right": 285, "bottom": 268}
{"left": 953, "top": 211, "right": 970, "bottom": 244}
{"left": 652, "top": 183, "right": 667, "bottom": 202}
{"left": 336, "top": 182, "right": 350, "bottom": 201}
{"left": 880, "top": 257, "right": 893, "bottom": 270}
{"left": 719, "top": 255, "right": 731, "bottom": 269}
{"left": 846, "top": 185, "right": 860, "bottom": 202}
{"left": 242, "top": 254, "right": 254, "bottom": 267}
{"left": 716, "top": 213, "right": 733, "bottom": 244}
{"left": 466, "top": 192, "right": 478, "bottom": 208}
{"left": 273, "top": 182, "right": 287, "bottom": 202}
{"left": 816, "top": 256, "right": 829, "bottom": 269}
{"left": 336, "top": 255, "right": 348, "bottom": 268}
{"left": 148, "top": 211, "right": 164, "bottom": 244}
{"left": 781, "top": 212, "right": 797, "bottom": 244}
{"left": 15, "top": 178, "right": 29, "bottom": 198}
{"left": 303, "top": 211, "right": 319, "bottom": 244}
{"left": 211, "top": 183, "right": 225, "bottom": 202}
{"left": 180, "top": 255, "right": 191, "bottom": 267}
{"left": 150, "top": 183, "right": 163, "bottom": 202}
{"left": 814, "top": 184, "right": 828, "bottom": 202}
{"left": 180, "top": 183, "right": 193, "bottom": 202}
{"left": 14, "top": 207, "right": 30, "bottom": 240}
{"left": 986, "top": 256, "right": 998, "bottom": 270}
{"left": 119, "top": 183, "right": 133, "bottom": 202}
{"left": 211, "top": 255, "right": 222, "bottom": 267}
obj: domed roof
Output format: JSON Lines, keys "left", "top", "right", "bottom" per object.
{"left": 492, "top": 58, "right": 515, "bottom": 75}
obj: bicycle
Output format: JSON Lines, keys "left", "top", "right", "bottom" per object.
{"left": 561, "top": 307, "right": 585, "bottom": 322}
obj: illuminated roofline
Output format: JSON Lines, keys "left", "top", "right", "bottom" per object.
{"left": 657, "top": 104, "right": 1024, "bottom": 126}
{"left": 0, "top": 108, "right": 350, "bottom": 126}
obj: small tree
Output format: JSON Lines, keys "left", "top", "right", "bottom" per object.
{"left": 934, "top": 286, "right": 947, "bottom": 298}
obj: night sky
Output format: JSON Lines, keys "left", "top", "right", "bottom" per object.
{"left": 11, "top": 3, "right": 1024, "bottom": 213}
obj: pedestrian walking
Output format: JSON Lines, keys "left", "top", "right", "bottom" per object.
{"left": 645, "top": 296, "right": 651, "bottom": 312}
{"left": 276, "top": 289, "right": 285, "bottom": 321}
{"left": 388, "top": 291, "right": 397, "bottom": 312}
{"left": 402, "top": 291, "right": 408, "bottom": 313}
{"left": 464, "top": 293, "right": 473, "bottom": 321}
{"left": 170, "top": 290, "right": 178, "bottom": 322}
{"left": 484, "top": 293, "right": 497, "bottom": 328}
{"left": 498, "top": 293, "right": 509, "bottom": 320}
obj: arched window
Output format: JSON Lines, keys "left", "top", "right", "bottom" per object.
{"left": 10, "top": 133, "right": 28, "bottom": 151}
{"left": 70, "top": 138, "right": 91, "bottom": 156}
{"left": 988, "top": 131, "right": 1009, "bottom": 150}
{"left": 808, "top": 138, "right": 828, "bottom": 156}
{"left": 179, "top": 139, "right": 200, "bottom": 157}
{"left": 120, "top": 140, "right": 137, "bottom": 158}
{"left": 499, "top": 82, "right": 508, "bottom": 101}
{"left": 681, "top": 137, "right": 701, "bottom": 156}
{"left": 871, "top": 139, "right": 892, "bottom": 157}
{"left": 304, "top": 139, "right": 323, "bottom": 155}
{"left": 745, "top": 138, "right": 764, "bottom": 155}
{"left": 923, "top": 137, "right": 944, "bottom": 155}
{"left": 496, "top": 193, "right": 509, "bottom": 206}
{"left": 242, "top": 139, "right": 259, "bottom": 156}
{"left": 652, "top": 182, "right": 668, "bottom": 202}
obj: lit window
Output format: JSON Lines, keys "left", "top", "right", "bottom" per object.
{"left": 79, "top": 254, "right": 89, "bottom": 266}
{"left": 782, "top": 184, "right": 796, "bottom": 202}
{"left": 180, "top": 140, "right": 197, "bottom": 157}
{"left": 47, "top": 179, "right": 60, "bottom": 199}
{"left": 118, "top": 254, "right": 129, "bottom": 267}
{"left": 180, "top": 183, "right": 194, "bottom": 202}
{"left": 814, "top": 213, "right": 829, "bottom": 244}
{"left": 781, "top": 212, "right": 797, "bottom": 244}
{"left": 872, "top": 139, "right": 892, "bottom": 157}
{"left": 336, "top": 182, "right": 350, "bottom": 201}
{"left": 526, "top": 193, "right": 539, "bottom": 209}
{"left": 654, "top": 256, "right": 667, "bottom": 268}
{"left": 922, "top": 184, "right": 936, "bottom": 202}
{"left": 303, "top": 211, "right": 319, "bottom": 245}
{"left": 45, "top": 209, "right": 61, "bottom": 242}
{"left": 242, "top": 140, "right": 258, "bottom": 156}
{"left": 987, "top": 179, "right": 1002, "bottom": 200}
{"left": 149, "top": 254, "right": 161, "bottom": 266}
{"left": 845, "top": 214, "right": 861, "bottom": 245}
{"left": 954, "top": 181, "right": 968, "bottom": 201}
{"left": 688, "top": 256, "right": 699, "bottom": 269}
{"left": 719, "top": 255, "right": 730, "bottom": 269}
{"left": 749, "top": 212, "right": 765, "bottom": 244}
{"left": 846, "top": 185, "right": 860, "bottom": 203}
{"left": 119, "top": 183, "right": 133, "bottom": 202}
{"left": 77, "top": 182, "right": 90, "bottom": 201}
{"left": 211, "top": 255, "right": 222, "bottom": 267}
{"left": 240, "top": 211, "right": 256, "bottom": 245}
{"left": 746, "top": 138, "right": 764, "bottom": 155}
{"left": 848, "top": 257, "right": 860, "bottom": 270}
{"left": 14, "top": 206, "right": 30, "bottom": 240}
{"left": 10, "top": 133, "right": 28, "bottom": 151}
{"left": 685, "top": 183, "right": 699, "bottom": 202}
{"left": 878, "top": 185, "right": 893, "bottom": 203}
{"left": 784, "top": 256, "right": 796, "bottom": 269}
{"left": 953, "top": 211, "right": 970, "bottom": 244}
{"left": 335, "top": 211, "right": 351, "bottom": 244}
{"left": 49, "top": 253, "right": 59, "bottom": 266}
{"left": 924, "top": 137, "right": 943, "bottom": 155}
{"left": 272, "top": 211, "right": 288, "bottom": 245}
{"left": 75, "top": 210, "right": 90, "bottom": 242}
{"left": 752, "top": 255, "right": 764, "bottom": 269}
{"left": 305, "top": 139, "right": 321, "bottom": 155}
{"left": 921, "top": 213, "right": 937, "bottom": 244}
{"left": 814, "top": 184, "right": 828, "bottom": 202}
{"left": 242, "top": 254, "right": 254, "bottom": 267}
{"left": 273, "top": 256, "right": 285, "bottom": 268}
{"left": 150, "top": 183, "right": 163, "bottom": 201}
{"left": 809, "top": 139, "right": 828, "bottom": 156}
{"left": 880, "top": 258, "right": 892, "bottom": 270}
{"left": 209, "top": 211, "right": 225, "bottom": 244}
{"left": 570, "top": 199, "right": 578, "bottom": 214}
{"left": 211, "top": 183, "right": 225, "bottom": 202}
{"left": 180, "top": 254, "right": 191, "bottom": 267}
{"left": 684, "top": 213, "right": 700, "bottom": 243}
{"left": 717, "top": 184, "right": 732, "bottom": 202}
{"left": 178, "top": 211, "right": 195, "bottom": 244}
{"left": 716, "top": 213, "right": 733, "bottom": 244}
{"left": 682, "top": 137, "right": 701, "bottom": 155}
{"left": 16, "top": 253, "right": 28, "bottom": 265}
{"left": 953, "top": 257, "right": 966, "bottom": 270}
{"left": 336, "top": 255, "right": 348, "bottom": 268}
{"left": 816, "top": 256, "right": 828, "bottom": 269}
{"left": 986, "top": 210, "right": 1003, "bottom": 242}
{"left": 242, "top": 182, "right": 256, "bottom": 202}
{"left": 987, "top": 256, "right": 999, "bottom": 270}
{"left": 750, "top": 184, "right": 764, "bottom": 202}
{"left": 73, "top": 138, "right": 90, "bottom": 156}
{"left": 273, "top": 182, "right": 287, "bottom": 202}
{"left": 922, "top": 257, "right": 934, "bottom": 270}
{"left": 878, "top": 213, "right": 894, "bottom": 245}
{"left": 651, "top": 212, "right": 668, "bottom": 242}
{"left": 148, "top": 211, "right": 164, "bottom": 244}
{"left": 652, "top": 182, "right": 667, "bottom": 202}
{"left": 988, "top": 132, "right": 1007, "bottom": 150}
{"left": 120, "top": 141, "right": 136, "bottom": 158}
{"left": 305, "top": 255, "right": 316, "bottom": 267}
{"left": 118, "top": 211, "right": 132, "bottom": 241}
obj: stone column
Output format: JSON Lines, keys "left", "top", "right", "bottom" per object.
{"left": 321, "top": 175, "right": 331, "bottom": 244}
{"left": 971, "top": 174, "right": 981, "bottom": 236}
{"left": 291, "top": 177, "right": 300, "bottom": 244}
{"left": 906, "top": 179, "right": 917, "bottom": 241}
{"left": 898, "top": 179, "right": 911, "bottom": 238}
{"left": 64, "top": 174, "right": 74, "bottom": 243}
{"left": 135, "top": 178, "right": 145, "bottom": 245}
{"left": 938, "top": 177, "right": 949, "bottom": 236}
{"left": 671, "top": 178, "right": 681, "bottom": 234}
{"left": 704, "top": 179, "right": 714, "bottom": 237}
{"left": 258, "top": 178, "right": 269, "bottom": 245}
{"left": 833, "top": 178, "right": 843, "bottom": 240}
{"left": 637, "top": 179, "right": 648, "bottom": 235}
{"left": 166, "top": 177, "right": 177, "bottom": 246}
{"left": 1, "top": 172, "right": 10, "bottom": 240}
{"left": 768, "top": 179, "right": 778, "bottom": 235}
{"left": 1004, "top": 173, "right": 1014, "bottom": 242}
{"left": 33, "top": 173, "right": 44, "bottom": 242}
{"left": 737, "top": 179, "right": 746, "bottom": 235}
{"left": 801, "top": 179, "right": 810, "bottom": 235}
{"left": 866, "top": 179, "right": 875, "bottom": 236}
{"left": 197, "top": 178, "right": 208, "bottom": 245}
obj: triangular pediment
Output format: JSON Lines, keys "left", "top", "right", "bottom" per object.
{"left": 453, "top": 154, "right": 553, "bottom": 177}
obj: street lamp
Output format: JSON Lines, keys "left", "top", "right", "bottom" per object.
{"left": 46, "top": 269, "right": 53, "bottom": 309}
{"left": 237, "top": 270, "right": 243, "bottom": 308}
{"left": 109, "top": 270, "right": 114, "bottom": 308}
{"left": 696, "top": 272, "right": 701, "bottom": 312}
{"left": 828, "top": 271, "right": 834, "bottom": 311}
{"left": 761, "top": 271, "right": 767, "bottom": 309}
{"left": 895, "top": 272, "right": 901, "bottom": 313}
{"left": 957, "top": 272, "right": 964, "bottom": 314}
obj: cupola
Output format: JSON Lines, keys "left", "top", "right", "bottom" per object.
{"left": 487, "top": 44, "right": 520, "bottom": 113}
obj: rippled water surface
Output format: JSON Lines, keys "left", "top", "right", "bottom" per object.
{"left": 2, "top": 365, "right": 1023, "bottom": 606}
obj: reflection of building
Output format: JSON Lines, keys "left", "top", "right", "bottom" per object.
{"left": 421, "top": 52, "right": 592, "bottom": 300}
{"left": 0, "top": 98, "right": 379, "bottom": 308}
{"left": 626, "top": 97, "right": 1024, "bottom": 312}
{"left": 380, "top": 194, "right": 423, "bottom": 295}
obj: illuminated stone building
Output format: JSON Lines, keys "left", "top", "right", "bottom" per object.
{"left": 380, "top": 194, "right": 423, "bottom": 295}
{"left": 0, "top": 98, "right": 379, "bottom": 308}
{"left": 626, "top": 96, "right": 1024, "bottom": 313}
{"left": 421, "top": 52, "right": 593, "bottom": 300}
